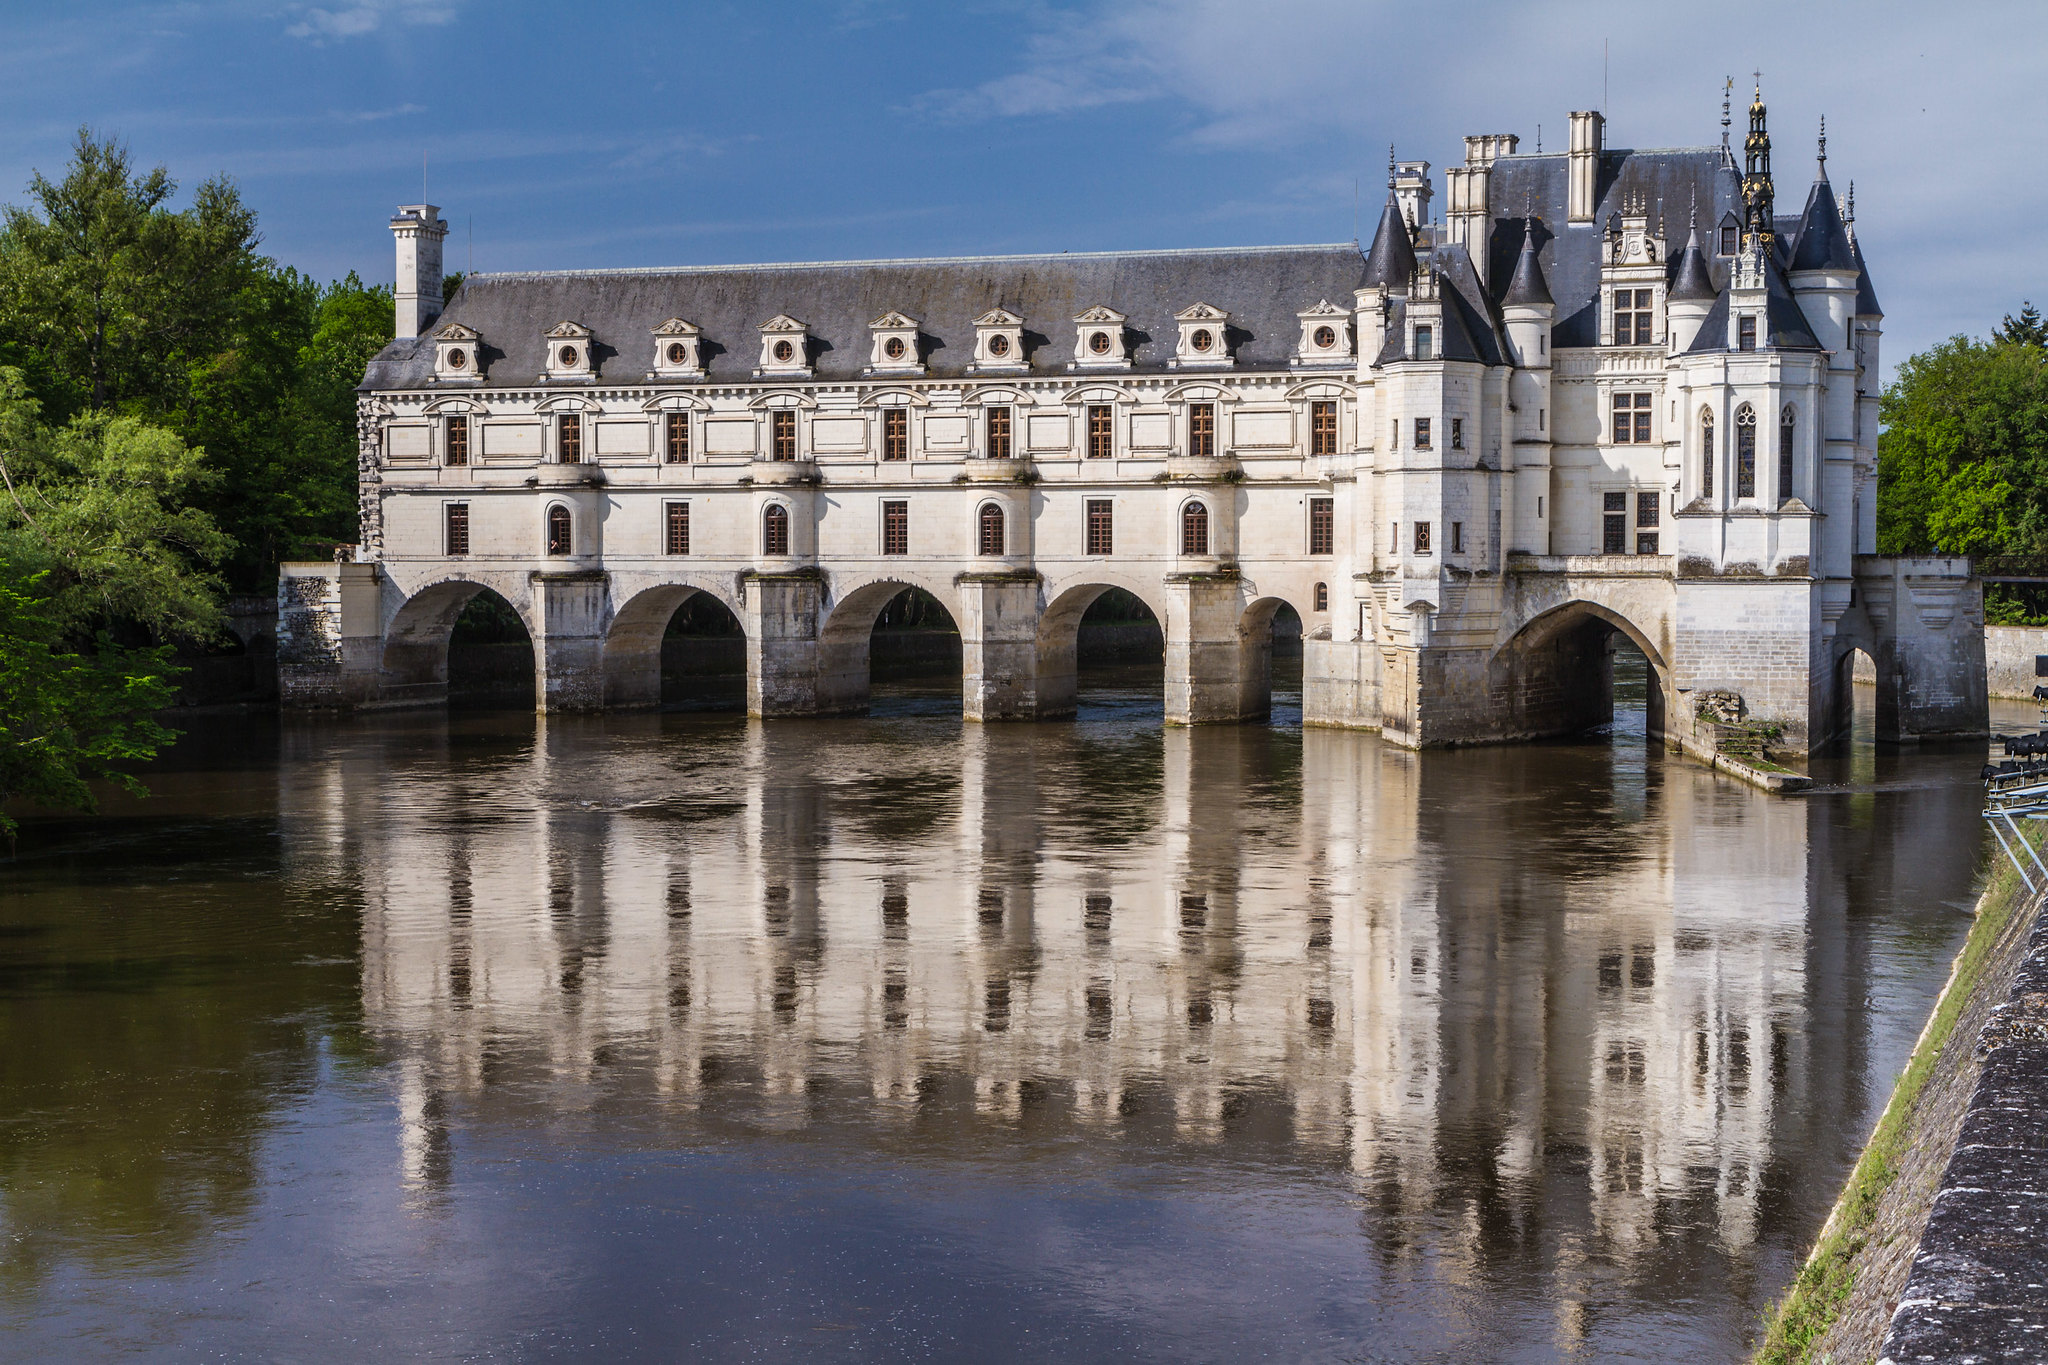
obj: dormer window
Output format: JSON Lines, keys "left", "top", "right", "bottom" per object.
{"left": 1613, "top": 288, "right": 1655, "bottom": 345}
{"left": 651, "top": 318, "right": 704, "bottom": 380}
{"left": 1071, "top": 305, "right": 1131, "bottom": 370}
{"left": 545, "top": 322, "right": 593, "bottom": 381}
{"left": 1171, "top": 303, "right": 1232, "bottom": 368}
{"left": 971, "top": 308, "right": 1027, "bottom": 372}
{"left": 866, "top": 312, "right": 924, "bottom": 375}
{"left": 1738, "top": 316, "right": 1758, "bottom": 351}
{"left": 1295, "top": 300, "right": 1354, "bottom": 365}
{"left": 432, "top": 322, "right": 481, "bottom": 381}
{"left": 757, "top": 315, "right": 813, "bottom": 378}
{"left": 1413, "top": 326, "right": 1434, "bottom": 361}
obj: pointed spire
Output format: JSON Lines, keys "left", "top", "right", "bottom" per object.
{"left": 1742, "top": 78, "right": 1776, "bottom": 247}
{"left": 1670, "top": 187, "right": 1717, "bottom": 303}
{"left": 1361, "top": 157, "right": 1418, "bottom": 289}
{"left": 1502, "top": 214, "right": 1552, "bottom": 307}
{"left": 1816, "top": 115, "right": 1829, "bottom": 180}
{"left": 1844, "top": 180, "right": 1857, "bottom": 247}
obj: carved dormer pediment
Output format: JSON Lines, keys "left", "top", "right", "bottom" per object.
{"left": 651, "top": 317, "right": 704, "bottom": 380}
{"left": 432, "top": 322, "right": 481, "bottom": 381}
{"left": 1295, "top": 299, "right": 1354, "bottom": 366}
{"left": 970, "top": 307, "right": 1027, "bottom": 372}
{"left": 867, "top": 310, "right": 924, "bottom": 375}
{"left": 544, "top": 320, "right": 593, "bottom": 381}
{"left": 757, "top": 315, "right": 812, "bottom": 377}
{"left": 1071, "top": 305, "right": 1131, "bottom": 370}
{"left": 1171, "top": 302, "right": 1233, "bottom": 368}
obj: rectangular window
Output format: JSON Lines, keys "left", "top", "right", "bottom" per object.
{"left": 1720, "top": 224, "right": 1737, "bottom": 255}
{"left": 1637, "top": 492, "right": 1660, "bottom": 529}
{"left": 1615, "top": 288, "right": 1654, "bottom": 345}
{"left": 1414, "top": 326, "right": 1433, "bottom": 361}
{"left": 444, "top": 502, "right": 469, "bottom": 556}
{"left": 1636, "top": 532, "right": 1660, "bottom": 555}
{"left": 772, "top": 409, "right": 797, "bottom": 460}
{"left": 1189, "top": 402, "right": 1215, "bottom": 459}
{"left": 1738, "top": 315, "right": 1757, "bottom": 352}
{"left": 1612, "top": 391, "right": 1653, "bottom": 443}
{"left": 1311, "top": 400, "right": 1337, "bottom": 457}
{"left": 1308, "top": 497, "right": 1334, "bottom": 555}
{"left": 1415, "top": 417, "right": 1432, "bottom": 450}
{"left": 1603, "top": 491, "right": 1627, "bottom": 553}
{"left": 557, "top": 413, "right": 581, "bottom": 464}
{"left": 1087, "top": 404, "right": 1113, "bottom": 459}
{"left": 1778, "top": 414, "right": 1795, "bottom": 501}
{"left": 665, "top": 501, "right": 690, "bottom": 555}
{"left": 445, "top": 415, "right": 469, "bottom": 466}
{"left": 1413, "top": 521, "right": 1432, "bottom": 554}
{"left": 883, "top": 408, "right": 908, "bottom": 462}
{"left": 665, "top": 412, "right": 690, "bottom": 464}
{"left": 986, "top": 406, "right": 1012, "bottom": 460}
{"left": 1086, "top": 499, "right": 1113, "bottom": 555}
{"left": 1391, "top": 419, "right": 1400, "bottom": 449}
{"left": 1450, "top": 417, "right": 1463, "bottom": 450}
{"left": 1451, "top": 521, "right": 1464, "bottom": 553}
{"left": 882, "top": 500, "right": 908, "bottom": 555}
{"left": 1391, "top": 522, "right": 1398, "bottom": 553}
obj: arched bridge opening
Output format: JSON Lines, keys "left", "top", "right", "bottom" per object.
{"left": 818, "top": 579, "right": 965, "bottom": 717}
{"left": 385, "top": 579, "right": 535, "bottom": 709}
{"left": 1037, "top": 585, "right": 1166, "bottom": 720}
{"left": 1489, "top": 602, "right": 1668, "bottom": 744}
{"left": 603, "top": 583, "right": 746, "bottom": 710}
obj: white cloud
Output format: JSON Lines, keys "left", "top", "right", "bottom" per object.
{"left": 285, "top": 0, "right": 462, "bottom": 42}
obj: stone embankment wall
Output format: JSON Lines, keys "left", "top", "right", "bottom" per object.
{"left": 1985, "top": 624, "right": 2048, "bottom": 700}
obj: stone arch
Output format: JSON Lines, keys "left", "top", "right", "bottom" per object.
{"left": 816, "top": 574, "right": 966, "bottom": 714}
{"left": 602, "top": 579, "right": 747, "bottom": 709}
{"left": 381, "top": 575, "right": 536, "bottom": 707}
{"left": 1488, "top": 599, "right": 1671, "bottom": 742}
{"left": 1034, "top": 577, "right": 1167, "bottom": 718}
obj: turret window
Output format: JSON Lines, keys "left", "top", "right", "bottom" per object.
{"left": 1414, "top": 521, "right": 1432, "bottom": 554}
{"left": 977, "top": 503, "right": 1005, "bottom": 556}
{"left": 1313, "top": 582, "right": 1328, "bottom": 612}
{"left": 1414, "top": 326, "right": 1434, "bottom": 361}
{"left": 1615, "top": 289, "right": 1654, "bottom": 344}
{"left": 546, "top": 505, "right": 572, "bottom": 555}
{"left": 1181, "top": 501, "right": 1209, "bottom": 556}
{"left": 1779, "top": 407, "right": 1796, "bottom": 502}
{"left": 762, "top": 504, "right": 790, "bottom": 556}
{"left": 1738, "top": 316, "right": 1757, "bottom": 351}
{"left": 1450, "top": 417, "right": 1463, "bottom": 450}
{"left": 1311, "top": 401, "right": 1337, "bottom": 457}
{"left": 1735, "top": 404, "right": 1758, "bottom": 498}
{"left": 1700, "top": 410, "right": 1716, "bottom": 497}
{"left": 1414, "top": 417, "right": 1432, "bottom": 450}
{"left": 1613, "top": 392, "right": 1652, "bottom": 443}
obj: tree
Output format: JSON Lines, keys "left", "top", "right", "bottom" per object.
{"left": 1996, "top": 301, "right": 2048, "bottom": 350}
{"left": 1876, "top": 333, "right": 2048, "bottom": 556}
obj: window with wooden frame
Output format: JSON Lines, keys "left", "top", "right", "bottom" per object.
{"left": 1313, "top": 582, "right": 1327, "bottom": 612}
{"left": 557, "top": 413, "right": 582, "bottom": 464}
{"left": 881, "top": 500, "right": 909, "bottom": 556}
{"left": 1189, "top": 402, "right": 1216, "bottom": 458}
{"left": 665, "top": 502, "right": 690, "bottom": 555}
{"left": 1085, "top": 499, "right": 1113, "bottom": 555}
{"left": 977, "top": 503, "right": 1004, "bottom": 556}
{"left": 1087, "top": 404, "right": 1113, "bottom": 459}
{"left": 1612, "top": 391, "right": 1652, "bottom": 443}
{"left": 1779, "top": 407, "right": 1796, "bottom": 502}
{"left": 986, "top": 406, "right": 1012, "bottom": 460}
{"left": 1181, "top": 501, "right": 1209, "bottom": 556}
{"left": 883, "top": 408, "right": 908, "bottom": 462}
{"left": 1603, "top": 492, "right": 1627, "bottom": 553}
{"left": 1738, "top": 315, "right": 1757, "bottom": 352}
{"left": 1614, "top": 288, "right": 1654, "bottom": 345}
{"left": 547, "top": 505, "right": 572, "bottom": 555}
{"left": 762, "top": 503, "right": 790, "bottom": 555}
{"left": 1310, "top": 400, "right": 1337, "bottom": 457}
{"left": 445, "top": 502, "right": 469, "bottom": 555}
{"left": 1415, "top": 417, "right": 1432, "bottom": 450}
{"left": 1735, "top": 404, "right": 1758, "bottom": 497}
{"left": 1720, "top": 224, "right": 1738, "bottom": 255}
{"left": 665, "top": 412, "right": 690, "bottom": 464}
{"left": 445, "top": 415, "right": 469, "bottom": 466}
{"left": 771, "top": 410, "right": 797, "bottom": 461}
{"left": 1635, "top": 491, "right": 1660, "bottom": 555}
{"left": 1700, "top": 411, "right": 1715, "bottom": 497}
{"left": 1308, "top": 497, "right": 1334, "bottom": 555}
{"left": 1413, "top": 520, "right": 1432, "bottom": 554}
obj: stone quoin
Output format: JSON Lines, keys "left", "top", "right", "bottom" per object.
{"left": 281, "top": 91, "right": 1987, "bottom": 756}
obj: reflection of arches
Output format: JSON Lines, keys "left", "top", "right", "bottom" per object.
{"left": 603, "top": 581, "right": 746, "bottom": 709}
{"left": 383, "top": 578, "right": 536, "bottom": 706}
{"left": 817, "top": 577, "right": 964, "bottom": 714}
{"left": 1488, "top": 600, "right": 1669, "bottom": 740}
{"left": 1034, "top": 581, "right": 1165, "bottom": 718}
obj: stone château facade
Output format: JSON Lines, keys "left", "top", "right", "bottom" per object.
{"left": 281, "top": 90, "right": 1986, "bottom": 755}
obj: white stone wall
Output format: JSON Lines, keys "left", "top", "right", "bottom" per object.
{"left": 1985, "top": 625, "right": 2048, "bottom": 700}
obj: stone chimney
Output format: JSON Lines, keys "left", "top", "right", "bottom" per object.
{"left": 1567, "top": 111, "right": 1604, "bottom": 222}
{"left": 390, "top": 204, "right": 448, "bottom": 340}
{"left": 1446, "top": 135, "right": 1516, "bottom": 287}
{"left": 1394, "top": 161, "right": 1432, "bottom": 235}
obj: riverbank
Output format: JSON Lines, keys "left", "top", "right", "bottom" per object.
{"left": 1756, "top": 832, "right": 2041, "bottom": 1363}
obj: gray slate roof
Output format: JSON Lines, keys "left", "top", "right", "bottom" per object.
{"left": 362, "top": 244, "right": 1368, "bottom": 390}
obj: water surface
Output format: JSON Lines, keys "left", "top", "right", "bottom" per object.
{"left": 0, "top": 672, "right": 2016, "bottom": 1361}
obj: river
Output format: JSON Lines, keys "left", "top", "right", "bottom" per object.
{"left": 0, "top": 664, "right": 2020, "bottom": 1361}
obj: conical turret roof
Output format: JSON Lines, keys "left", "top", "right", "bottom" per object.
{"left": 1361, "top": 190, "right": 1417, "bottom": 289}
{"left": 1501, "top": 221, "right": 1552, "bottom": 307}
{"left": 1669, "top": 223, "right": 1718, "bottom": 301}
{"left": 1789, "top": 174, "right": 1857, "bottom": 273}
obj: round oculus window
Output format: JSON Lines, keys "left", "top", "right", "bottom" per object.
{"left": 1191, "top": 329, "right": 1214, "bottom": 353}
{"left": 773, "top": 340, "right": 795, "bottom": 363}
{"left": 884, "top": 336, "right": 906, "bottom": 360}
{"left": 1089, "top": 331, "right": 1111, "bottom": 355}
{"left": 1313, "top": 325, "right": 1336, "bottom": 349}
{"left": 988, "top": 333, "right": 1010, "bottom": 357}
{"left": 559, "top": 345, "right": 579, "bottom": 367}
{"left": 666, "top": 342, "right": 687, "bottom": 364}
{"left": 447, "top": 348, "right": 466, "bottom": 369}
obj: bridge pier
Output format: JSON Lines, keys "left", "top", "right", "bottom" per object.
{"left": 1164, "top": 574, "right": 1267, "bottom": 724}
{"left": 531, "top": 570, "right": 608, "bottom": 712}
{"left": 278, "top": 561, "right": 389, "bottom": 707}
{"left": 957, "top": 572, "right": 1047, "bottom": 721}
{"left": 742, "top": 570, "right": 830, "bottom": 717}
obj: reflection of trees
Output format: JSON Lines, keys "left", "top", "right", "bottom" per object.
{"left": 0, "top": 822, "right": 359, "bottom": 1294}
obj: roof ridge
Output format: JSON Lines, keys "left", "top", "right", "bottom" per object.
{"left": 466, "top": 242, "right": 1364, "bottom": 282}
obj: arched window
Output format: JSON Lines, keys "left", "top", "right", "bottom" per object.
{"left": 977, "top": 503, "right": 1005, "bottom": 556}
{"left": 1699, "top": 409, "right": 1715, "bottom": 498}
{"left": 1181, "top": 501, "right": 1209, "bottom": 556}
{"left": 1313, "top": 582, "right": 1328, "bottom": 612}
{"left": 546, "top": 505, "right": 572, "bottom": 556}
{"left": 762, "top": 503, "right": 789, "bottom": 556}
{"left": 1734, "top": 404, "right": 1757, "bottom": 499}
{"left": 1779, "top": 406, "right": 1796, "bottom": 503}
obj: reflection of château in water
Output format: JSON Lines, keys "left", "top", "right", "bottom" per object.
{"left": 289, "top": 715, "right": 1966, "bottom": 1287}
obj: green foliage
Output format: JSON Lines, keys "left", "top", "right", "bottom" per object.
{"left": 1877, "top": 331, "right": 2048, "bottom": 555}
{"left": 1996, "top": 301, "right": 2048, "bottom": 349}
{"left": 0, "top": 560, "right": 179, "bottom": 843}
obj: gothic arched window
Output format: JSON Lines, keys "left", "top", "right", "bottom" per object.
{"left": 1735, "top": 404, "right": 1758, "bottom": 499}
{"left": 1181, "top": 500, "right": 1209, "bottom": 556}
{"left": 977, "top": 502, "right": 1005, "bottom": 557}
{"left": 762, "top": 503, "right": 790, "bottom": 556}
{"left": 1699, "top": 409, "right": 1715, "bottom": 498}
{"left": 546, "top": 505, "right": 572, "bottom": 556}
{"left": 1779, "top": 406, "right": 1797, "bottom": 503}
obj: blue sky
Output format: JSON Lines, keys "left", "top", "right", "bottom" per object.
{"left": 2, "top": 0, "right": 2042, "bottom": 373}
